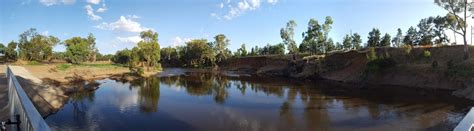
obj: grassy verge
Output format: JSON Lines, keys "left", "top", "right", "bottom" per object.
{"left": 56, "top": 63, "right": 125, "bottom": 71}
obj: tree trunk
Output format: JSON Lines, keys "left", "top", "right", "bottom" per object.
{"left": 463, "top": 0, "right": 469, "bottom": 60}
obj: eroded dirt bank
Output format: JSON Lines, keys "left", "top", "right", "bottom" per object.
{"left": 223, "top": 46, "right": 474, "bottom": 100}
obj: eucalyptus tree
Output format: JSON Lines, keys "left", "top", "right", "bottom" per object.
{"left": 435, "top": 0, "right": 472, "bottom": 59}
{"left": 18, "top": 28, "right": 59, "bottom": 61}
{"left": 403, "top": 26, "right": 418, "bottom": 46}
{"left": 351, "top": 33, "right": 362, "bottom": 49}
{"left": 342, "top": 34, "right": 352, "bottom": 49}
{"left": 380, "top": 33, "right": 392, "bottom": 47}
{"left": 213, "top": 34, "right": 230, "bottom": 63}
{"left": 392, "top": 28, "right": 403, "bottom": 47}
{"left": 137, "top": 30, "right": 161, "bottom": 71}
{"left": 280, "top": 20, "right": 298, "bottom": 54}
{"left": 367, "top": 28, "right": 381, "bottom": 47}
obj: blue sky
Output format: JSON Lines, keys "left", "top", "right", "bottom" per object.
{"left": 0, "top": 0, "right": 456, "bottom": 54}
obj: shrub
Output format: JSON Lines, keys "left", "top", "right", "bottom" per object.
{"left": 56, "top": 63, "right": 71, "bottom": 71}
{"left": 367, "top": 47, "right": 377, "bottom": 61}
{"left": 366, "top": 57, "right": 397, "bottom": 72}
{"left": 27, "top": 61, "right": 41, "bottom": 65}
{"left": 432, "top": 60, "right": 438, "bottom": 69}
{"left": 423, "top": 50, "right": 431, "bottom": 58}
{"left": 402, "top": 45, "right": 412, "bottom": 55}
{"left": 447, "top": 59, "right": 454, "bottom": 69}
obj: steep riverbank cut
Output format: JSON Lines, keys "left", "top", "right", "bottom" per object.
{"left": 225, "top": 46, "right": 474, "bottom": 99}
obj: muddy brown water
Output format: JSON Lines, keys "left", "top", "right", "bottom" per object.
{"left": 45, "top": 68, "right": 473, "bottom": 131}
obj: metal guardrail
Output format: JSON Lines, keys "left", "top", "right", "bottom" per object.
{"left": 6, "top": 66, "right": 51, "bottom": 131}
{"left": 455, "top": 108, "right": 474, "bottom": 131}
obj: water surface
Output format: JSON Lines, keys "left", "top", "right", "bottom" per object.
{"left": 45, "top": 69, "right": 472, "bottom": 130}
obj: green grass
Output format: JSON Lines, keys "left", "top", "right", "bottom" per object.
{"left": 76, "top": 63, "right": 123, "bottom": 68}
{"left": 56, "top": 63, "right": 71, "bottom": 71}
{"left": 27, "top": 61, "right": 42, "bottom": 65}
{"left": 55, "top": 63, "right": 124, "bottom": 71}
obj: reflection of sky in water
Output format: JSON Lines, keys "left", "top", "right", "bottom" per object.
{"left": 45, "top": 73, "right": 470, "bottom": 131}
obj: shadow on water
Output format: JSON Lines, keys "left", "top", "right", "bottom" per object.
{"left": 45, "top": 69, "right": 474, "bottom": 130}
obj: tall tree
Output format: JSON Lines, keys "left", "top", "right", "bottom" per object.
{"left": 352, "top": 33, "right": 362, "bottom": 49}
{"left": 18, "top": 28, "right": 59, "bottom": 61}
{"left": 404, "top": 26, "right": 418, "bottom": 46}
{"left": 321, "top": 16, "right": 334, "bottom": 54}
{"left": 280, "top": 20, "right": 298, "bottom": 54}
{"left": 137, "top": 30, "right": 161, "bottom": 71}
{"left": 87, "top": 33, "right": 98, "bottom": 62}
{"left": 342, "top": 34, "right": 352, "bottom": 49}
{"left": 183, "top": 39, "right": 215, "bottom": 67}
{"left": 301, "top": 19, "right": 322, "bottom": 54}
{"left": 367, "top": 28, "right": 381, "bottom": 47}
{"left": 432, "top": 15, "right": 450, "bottom": 45}
{"left": 380, "top": 33, "right": 392, "bottom": 47}
{"left": 213, "top": 34, "right": 230, "bottom": 64}
{"left": 5, "top": 41, "right": 17, "bottom": 61}
{"left": 235, "top": 44, "right": 248, "bottom": 57}
{"left": 392, "top": 28, "right": 403, "bottom": 47}
{"left": 64, "top": 37, "right": 91, "bottom": 64}
{"left": 418, "top": 17, "right": 434, "bottom": 46}
{"left": 435, "top": 0, "right": 471, "bottom": 59}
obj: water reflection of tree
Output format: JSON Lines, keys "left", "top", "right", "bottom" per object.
{"left": 131, "top": 77, "right": 161, "bottom": 113}
{"left": 69, "top": 82, "right": 97, "bottom": 126}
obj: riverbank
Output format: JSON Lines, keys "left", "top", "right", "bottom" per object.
{"left": 222, "top": 45, "right": 474, "bottom": 100}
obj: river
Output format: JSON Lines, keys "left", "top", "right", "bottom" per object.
{"left": 45, "top": 69, "right": 472, "bottom": 130}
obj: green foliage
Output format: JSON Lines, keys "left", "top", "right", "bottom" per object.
{"left": 342, "top": 34, "right": 352, "bottom": 49}
{"left": 234, "top": 44, "right": 248, "bottom": 57}
{"left": 391, "top": 28, "right": 403, "bottom": 47}
{"left": 5, "top": 41, "right": 18, "bottom": 61}
{"left": 423, "top": 50, "right": 432, "bottom": 58}
{"left": 351, "top": 33, "right": 362, "bottom": 49}
{"left": 56, "top": 63, "right": 71, "bottom": 71}
{"left": 27, "top": 61, "right": 42, "bottom": 65}
{"left": 367, "top": 47, "right": 377, "bottom": 61}
{"left": 367, "top": 28, "right": 381, "bottom": 47}
{"left": 380, "top": 33, "right": 391, "bottom": 47}
{"left": 366, "top": 47, "right": 396, "bottom": 72}
{"left": 182, "top": 39, "right": 215, "bottom": 67}
{"left": 18, "top": 28, "right": 59, "bottom": 62}
{"left": 280, "top": 20, "right": 298, "bottom": 54}
{"left": 64, "top": 37, "right": 91, "bottom": 64}
{"left": 213, "top": 34, "right": 230, "bottom": 63}
{"left": 300, "top": 16, "right": 333, "bottom": 54}
{"left": 403, "top": 26, "right": 417, "bottom": 46}
{"left": 432, "top": 60, "right": 438, "bottom": 69}
{"left": 402, "top": 45, "right": 412, "bottom": 55}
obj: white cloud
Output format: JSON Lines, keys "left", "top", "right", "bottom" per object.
{"left": 267, "top": 0, "right": 278, "bottom": 4}
{"left": 85, "top": 5, "right": 102, "bottom": 21}
{"left": 39, "top": 0, "right": 75, "bottom": 6}
{"left": 97, "top": 7, "right": 107, "bottom": 13}
{"left": 41, "top": 31, "right": 49, "bottom": 36}
{"left": 96, "top": 16, "right": 150, "bottom": 33}
{"left": 213, "top": 0, "right": 276, "bottom": 20}
{"left": 116, "top": 36, "right": 141, "bottom": 44}
{"left": 219, "top": 3, "right": 224, "bottom": 8}
{"left": 171, "top": 37, "right": 192, "bottom": 47}
{"left": 126, "top": 15, "right": 140, "bottom": 19}
{"left": 86, "top": 0, "right": 101, "bottom": 4}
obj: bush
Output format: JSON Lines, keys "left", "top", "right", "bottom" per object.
{"left": 27, "top": 61, "right": 42, "bottom": 65}
{"left": 432, "top": 60, "right": 438, "bottom": 69}
{"left": 423, "top": 50, "right": 431, "bottom": 58}
{"left": 366, "top": 57, "right": 397, "bottom": 72}
{"left": 367, "top": 47, "right": 377, "bottom": 61}
{"left": 447, "top": 59, "right": 454, "bottom": 69}
{"left": 402, "top": 45, "right": 412, "bottom": 55}
{"left": 56, "top": 63, "right": 71, "bottom": 71}
{"left": 155, "top": 63, "right": 162, "bottom": 71}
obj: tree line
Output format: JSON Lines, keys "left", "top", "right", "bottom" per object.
{"left": 0, "top": 0, "right": 469, "bottom": 70}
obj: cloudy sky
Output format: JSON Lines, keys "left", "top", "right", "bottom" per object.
{"left": 0, "top": 0, "right": 467, "bottom": 54}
